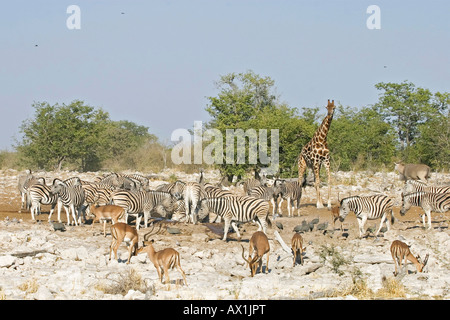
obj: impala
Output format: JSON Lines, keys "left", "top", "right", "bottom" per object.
{"left": 137, "top": 238, "right": 187, "bottom": 288}
{"left": 109, "top": 223, "right": 139, "bottom": 264}
{"left": 90, "top": 204, "right": 126, "bottom": 236}
{"left": 390, "top": 240, "right": 429, "bottom": 276}
{"left": 241, "top": 231, "right": 270, "bottom": 277}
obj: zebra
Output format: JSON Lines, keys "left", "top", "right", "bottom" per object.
{"left": 80, "top": 182, "right": 116, "bottom": 218}
{"left": 203, "top": 185, "right": 235, "bottom": 222}
{"left": 49, "top": 178, "right": 86, "bottom": 226}
{"left": 92, "top": 185, "right": 116, "bottom": 206}
{"left": 274, "top": 180, "right": 304, "bottom": 217}
{"left": 17, "top": 169, "right": 34, "bottom": 212}
{"left": 98, "top": 173, "right": 141, "bottom": 191}
{"left": 249, "top": 185, "right": 282, "bottom": 218}
{"left": 111, "top": 190, "right": 176, "bottom": 229}
{"left": 204, "top": 184, "right": 234, "bottom": 198}
{"left": 243, "top": 178, "right": 263, "bottom": 195}
{"left": 403, "top": 180, "right": 450, "bottom": 195}
{"left": 339, "top": 194, "right": 394, "bottom": 238}
{"left": 155, "top": 180, "right": 186, "bottom": 198}
{"left": 197, "top": 196, "right": 271, "bottom": 241}
{"left": 28, "top": 180, "right": 59, "bottom": 222}
{"left": 182, "top": 182, "right": 206, "bottom": 224}
{"left": 22, "top": 176, "right": 46, "bottom": 212}
{"left": 120, "top": 173, "right": 151, "bottom": 191}
{"left": 400, "top": 192, "right": 450, "bottom": 230}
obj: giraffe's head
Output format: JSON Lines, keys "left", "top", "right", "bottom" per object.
{"left": 326, "top": 99, "right": 335, "bottom": 116}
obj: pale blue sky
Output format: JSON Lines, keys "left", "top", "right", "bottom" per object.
{"left": 1, "top": 0, "right": 449, "bottom": 150}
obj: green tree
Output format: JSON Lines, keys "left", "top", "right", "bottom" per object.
{"left": 205, "top": 71, "right": 279, "bottom": 179}
{"left": 329, "top": 105, "right": 397, "bottom": 171}
{"left": 373, "top": 81, "right": 444, "bottom": 162}
{"left": 17, "top": 100, "right": 154, "bottom": 171}
{"left": 205, "top": 71, "right": 314, "bottom": 179}
{"left": 414, "top": 92, "right": 450, "bottom": 170}
{"left": 17, "top": 101, "right": 109, "bottom": 171}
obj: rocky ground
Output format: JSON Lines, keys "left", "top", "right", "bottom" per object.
{"left": 0, "top": 169, "right": 449, "bottom": 300}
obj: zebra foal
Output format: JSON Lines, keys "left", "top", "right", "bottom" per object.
{"left": 400, "top": 192, "right": 450, "bottom": 230}
{"left": 339, "top": 194, "right": 394, "bottom": 238}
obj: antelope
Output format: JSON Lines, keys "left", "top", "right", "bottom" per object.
{"left": 291, "top": 232, "right": 306, "bottom": 266}
{"left": 241, "top": 231, "right": 270, "bottom": 277}
{"left": 390, "top": 240, "right": 429, "bottom": 276}
{"left": 394, "top": 163, "right": 431, "bottom": 182}
{"left": 330, "top": 192, "right": 344, "bottom": 232}
{"left": 90, "top": 204, "right": 126, "bottom": 237}
{"left": 109, "top": 223, "right": 139, "bottom": 264}
{"left": 136, "top": 236, "right": 187, "bottom": 288}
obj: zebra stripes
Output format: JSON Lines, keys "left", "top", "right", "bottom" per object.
{"left": 339, "top": 194, "right": 394, "bottom": 238}
{"left": 404, "top": 180, "right": 450, "bottom": 195}
{"left": 99, "top": 173, "right": 143, "bottom": 191}
{"left": 243, "top": 178, "right": 263, "bottom": 195}
{"left": 17, "top": 169, "right": 34, "bottom": 212}
{"left": 81, "top": 182, "right": 116, "bottom": 206}
{"left": 182, "top": 182, "right": 206, "bottom": 224}
{"left": 155, "top": 180, "right": 186, "bottom": 198}
{"left": 400, "top": 192, "right": 450, "bottom": 230}
{"left": 28, "top": 181, "right": 59, "bottom": 222}
{"left": 111, "top": 190, "right": 176, "bottom": 229}
{"left": 274, "top": 180, "right": 303, "bottom": 217}
{"left": 49, "top": 178, "right": 86, "bottom": 226}
{"left": 249, "top": 185, "right": 280, "bottom": 217}
{"left": 197, "top": 196, "right": 271, "bottom": 241}
{"left": 121, "top": 173, "right": 151, "bottom": 191}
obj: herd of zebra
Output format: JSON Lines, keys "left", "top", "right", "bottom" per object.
{"left": 16, "top": 170, "right": 304, "bottom": 240}
{"left": 16, "top": 169, "right": 450, "bottom": 240}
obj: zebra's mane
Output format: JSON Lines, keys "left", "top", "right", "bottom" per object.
{"left": 340, "top": 195, "right": 360, "bottom": 205}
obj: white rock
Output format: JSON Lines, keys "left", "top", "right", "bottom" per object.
{"left": 124, "top": 289, "right": 146, "bottom": 300}
{"left": 0, "top": 255, "right": 16, "bottom": 268}
{"left": 34, "top": 287, "right": 54, "bottom": 300}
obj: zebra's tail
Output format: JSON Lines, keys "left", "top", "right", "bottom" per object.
{"left": 265, "top": 213, "right": 272, "bottom": 228}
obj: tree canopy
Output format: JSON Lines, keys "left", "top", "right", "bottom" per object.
{"left": 17, "top": 100, "right": 155, "bottom": 171}
{"left": 206, "top": 72, "right": 449, "bottom": 177}
{"left": 10, "top": 74, "right": 450, "bottom": 174}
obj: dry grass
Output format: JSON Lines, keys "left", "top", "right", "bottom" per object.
{"left": 333, "top": 275, "right": 406, "bottom": 299}
{"left": 377, "top": 276, "right": 406, "bottom": 298}
{"left": 18, "top": 278, "right": 39, "bottom": 294}
{"left": 95, "top": 268, "right": 151, "bottom": 296}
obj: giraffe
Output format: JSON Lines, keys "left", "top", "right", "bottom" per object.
{"left": 298, "top": 99, "right": 335, "bottom": 209}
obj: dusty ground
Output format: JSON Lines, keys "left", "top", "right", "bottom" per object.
{"left": 0, "top": 169, "right": 449, "bottom": 300}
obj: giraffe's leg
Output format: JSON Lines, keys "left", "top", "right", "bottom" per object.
{"left": 324, "top": 157, "right": 332, "bottom": 209}
{"left": 298, "top": 155, "right": 307, "bottom": 182}
{"left": 313, "top": 162, "right": 324, "bottom": 208}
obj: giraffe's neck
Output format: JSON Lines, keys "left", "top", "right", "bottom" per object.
{"left": 312, "top": 112, "right": 334, "bottom": 144}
